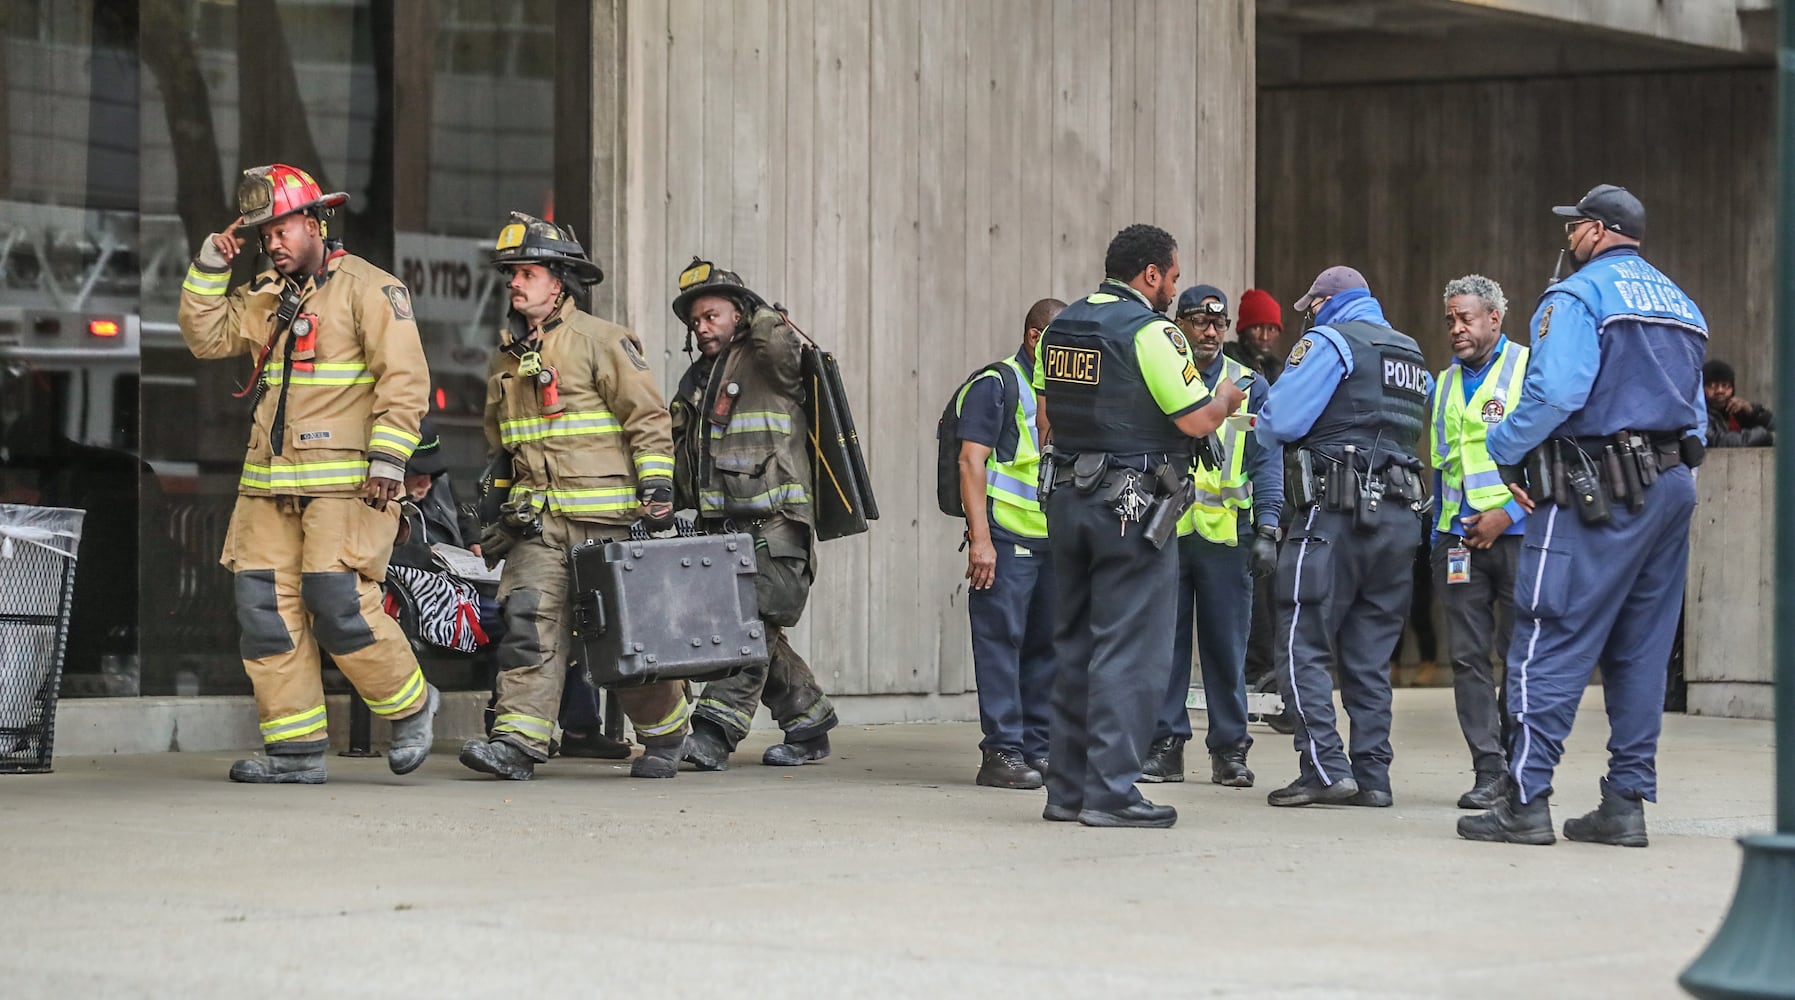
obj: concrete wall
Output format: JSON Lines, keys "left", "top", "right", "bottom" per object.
{"left": 1685, "top": 447, "right": 1774, "bottom": 720}
{"left": 617, "top": 0, "right": 1257, "bottom": 704}
{"left": 1256, "top": 69, "right": 1775, "bottom": 402}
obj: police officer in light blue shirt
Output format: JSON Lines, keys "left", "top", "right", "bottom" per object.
{"left": 1459, "top": 184, "right": 1706, "bottom": 849}
{"left": 1256, "top": 266, "right": 1433, "bottom": 809}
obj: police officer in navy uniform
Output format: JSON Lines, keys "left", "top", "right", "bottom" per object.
{"left": 1033, "top": 224, "right": 1246, "bottom": 828}
{"left": 1459, "top": 185, "right": 1705, "bottom": 848}
{"left": 1256, "top": 266, "right": 1432, "bottom": 809}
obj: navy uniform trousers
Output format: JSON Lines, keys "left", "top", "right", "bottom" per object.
{"left": 1044, "top": 486, "right": 1179, "bottom": 814}
{"left": 1275, "top": 501, "right": 1418, "bottom": 793}
{"left": 1506, "top": 466, "right": 1696, "bottom": 804}
{"left": 968, "top": 540, "right": 1056, "bottom": 760}
{"left": 1154, "top": 532, "right": 1253, "bottom": 751}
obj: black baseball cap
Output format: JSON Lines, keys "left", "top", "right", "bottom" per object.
{"left": 1552, "top": 184, "right": 1646, "bottom": 240}
{"left": 405, "top": 417, "right": 448, "bottom": 477}
{"left": 1176, "top": 284, "right": 1228, "bottom": 317}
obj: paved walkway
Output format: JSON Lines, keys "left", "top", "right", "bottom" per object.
{"left": 1, "top": 690, "right": 1775, "bottom": 998}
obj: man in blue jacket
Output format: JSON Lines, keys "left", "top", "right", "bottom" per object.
{"left": 1255, "top": 267, "right": 1432, "bottom": 809}
{"left": 1459, "top": 185, "right": 1705, "bottom": 848}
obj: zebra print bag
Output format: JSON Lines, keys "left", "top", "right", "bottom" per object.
{"left": 383, "top": 563, "right": 489, "bottom": 653}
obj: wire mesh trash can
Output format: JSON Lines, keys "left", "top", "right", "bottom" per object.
{"left": 0, "top": 505, "right": 85, "bottom": 774}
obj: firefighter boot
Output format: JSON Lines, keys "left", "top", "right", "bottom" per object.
{"left": 763, "top": 732, "right": 830, "bottom": 766}
{"left": 681, "top": 718, "right": 732, "bottom": 772}
{"left": 229, "top": 752, "right": 327, "bottom": 785}
{"left": 386, "top": 684, "right": 441, "bottom": 775}
{"left": 458, "top": 738, "right": 536, "bottom": 780}
{"left": 629, "top": 740, "right": 682, "bottom": 779}
{"left": 1563, "top": 789, "right": 1649, "bottom": 848}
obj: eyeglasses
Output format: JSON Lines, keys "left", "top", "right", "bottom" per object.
{"left": 1181, "top": 315, "right": 1230, "bottom": 331}
{"left": 1563, "top": 218, "right": 1597, "bottom": 237}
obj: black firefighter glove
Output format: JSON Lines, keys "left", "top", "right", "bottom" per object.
{"left": 639, "top": 479, "right": 675, "bottom": 529}
{"left": 1250, "top": 526, "right": 1280, "bottom": 580}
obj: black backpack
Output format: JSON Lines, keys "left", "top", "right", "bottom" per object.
{"left": 935, "top": 362, "right": 1021, "bottom": 516}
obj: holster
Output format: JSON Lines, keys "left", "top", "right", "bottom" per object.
{"left": 1071, "top": 452, "right": 1109, "bottom": 494}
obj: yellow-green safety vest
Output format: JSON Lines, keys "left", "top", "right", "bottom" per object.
{"left": 1177, "top": 356, "right": 1254, "bottom": 545}
{"left": 1431, "top": 341, "right": 1530, "bottom": 532}
{"left": 957, "top": 356, "right": 1047, "bottom": 539}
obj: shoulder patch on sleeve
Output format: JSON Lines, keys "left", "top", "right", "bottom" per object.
{"left": 1182, "top": 359, "right": 1199, "bottom": 385}
{"left": 1537, "top": 304, "right": 1554, "bottom": 340}
{"left": 1286, "top": 336, "right": 1313, "bottom": 368}
{"left": 620, "top": 335, "right": 651, "bottom": 371}
{"left": 382, "top": 285, "right": 414, "bottom": 322}
{"left": 1165, "top": 326, "right": 1190, "bottom": 356}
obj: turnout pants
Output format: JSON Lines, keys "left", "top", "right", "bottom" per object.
{"left": 968, "top": 540, "right": 1056, "bottom": 759}
{"left": 1506, "top": 467, "right": 1696, "bottom": 804}
{"left": 1274, "top": 503, "right": 1417, "bottom": 793}
{"left": 490, "top": 512, "right": 690, "bottom": 759}
{"left": 1044, "top": 487, "right": 1179, "bottom": 814}
{"left": 223, "top": 495, "right": 428, "bottom": 754}
{"left": 694, "top": 515, "right": 836, "bottom": 748}
{"left": 1433, "top": 533, "right": 1519, "bottom": 777}
{"left": 1156, "top": 532, "right": 1253, "bottom": 751}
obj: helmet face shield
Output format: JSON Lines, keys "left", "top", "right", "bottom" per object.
{"left": 235, "top": 164, "right": 348, "bottom": 228}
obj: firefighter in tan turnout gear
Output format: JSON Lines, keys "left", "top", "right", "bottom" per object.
{"left": 179, "top": 163, "right": 439, "bottom": 784}
{"left": 458, "top": 213, "right": 692, "bottom": 781}
{"left": 670, "top": 259, "right": 838, "bottom": 770}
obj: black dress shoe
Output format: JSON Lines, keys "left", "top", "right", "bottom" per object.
{"left": 1210, "top": 746, "right": 1254, "bottom": 788}
{"left": 1043, "top": 802, "right": 1079, "bottom": 822}
{"left": 1139, "top": 735, "right": 1186, "bottom": 783}
{"left": 1458, "top": 790, "right": 1556, "bottom": 845}
{"left": 558, "top": 728, "right": 634, "bottom": 760}
{"left": 1563, "top": 790, "right": 1648, "bottom": 847}
{"left": 1078, "top": 800, "right": 1177, "bottom": 828}
{"left": 1457, "top": 772, "right": 1508, "bottom": 810}
{"left": 1266, "top": 775, "right": 1359, "bottom": 807}
{"left": 1344, "top": 789, "right": 1393, "bottom": 807}
{"left": 976, "top": 748, "right": 1044, "bottom": 790}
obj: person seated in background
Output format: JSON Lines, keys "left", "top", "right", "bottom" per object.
{"left": 1702, "top": 360, "right": 1773, "bottom": 448}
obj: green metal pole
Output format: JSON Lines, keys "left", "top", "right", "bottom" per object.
{"left": 1679, "top": 1, "right": 1795, "bottom": 996}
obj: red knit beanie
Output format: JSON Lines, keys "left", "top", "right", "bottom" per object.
{"left": 1237, "top": 288, "right": 1282, "bottom": 332}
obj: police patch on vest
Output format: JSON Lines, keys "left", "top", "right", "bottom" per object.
{"left": 1287, "top": 337, "right": 1313, "bottom": 368}
{"left": 298, "top": 429, "right": 333, "bottom": 442}
{"left": 1537, "top": 304, "right": 1553, "bottom": 340}
{"left": 1481, "top": 399, "right": 1505, "bottom": 423}
{"left": 1381, "top": 354, "right": 1428, "bottom": 399}
{"left": 1166, "top": 328, "right": 1190, "bottom": 356}
{"left": 383, "top": 285, "right": 414, "bottom": 322}
{"left": 1043, "top": 344, "right": 1101, "bottom": 386}
{"left": 621, "top": 336, "right": 650, "bottom": 371}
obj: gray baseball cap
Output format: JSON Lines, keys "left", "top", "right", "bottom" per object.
{"left": 1293, "top": 265, "right": 1367, "bottom": 313}
{"left": 1552, "top": 183, "right": 1646, "bottom": 239}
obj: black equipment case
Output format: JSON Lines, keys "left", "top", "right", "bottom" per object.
{"left": 568, "top": 532, "right": 769, "bottom": 688}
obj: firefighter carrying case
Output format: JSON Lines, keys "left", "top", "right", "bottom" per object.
{"left": 568, "top": 530, "right": 769, "bottom": 688}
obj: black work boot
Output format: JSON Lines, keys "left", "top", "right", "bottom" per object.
{"left": 681, "top": 719, "right": 732, "bottom": 772}
{"left": 1027, "top": 755, "right": 1050, "bottom": 778}
{"left": 1078, "top": 799, "right": 1178, "bottom": 829}
{"left": 1458, "top": 789, "right": 1555, "bottom": 845}
{"left": 763, "top": 732, "right": 830, "bottom": 766}
{"left": 386, "top": 684, "right": 441, "bottom": 775}
{"left": 458, "top": 738, "right": 536, "bottom": 780}
{"left": 629, "top": 741, "right": 682, "bottom": 779}
{"left": 1210, "top": 746, "right": 1254, "bottom": 788}
{"left": 1563, "top": 789, "right": 1649, "bottom": 847}
{"left": 1458, "top": 771, "right": 1508, "bottom": 810}
{"left": 1266, "top": 774, "right": 1359, "bottom": 807}
{"left": 976, "top": 748, "right": 1044, "bottom": 790}
{"left": 229, "top": 752, "right": 327, "bottom": 784}
{"left": 558, "top": 728, "right": 633, "bottom": 760}
{"left": 1138, "top": 736, "right": 1186, "bottom": 783}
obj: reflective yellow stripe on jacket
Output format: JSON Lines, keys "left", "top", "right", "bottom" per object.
{"left": 240, "top": 460, "right": 368, "bottom": 492}
{"left": 264, "top": 362, "right": 377, "bottom": 388}
{"left": 1179, "top": 357, "right": 1253, "bottom": 545}
{"left": 499, "top": 409, "right": 622, "bottom": 449}
{"left": 1431, "top": 342, "right": 1529, "bottom": 532}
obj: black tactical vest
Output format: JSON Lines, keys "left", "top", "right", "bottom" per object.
{"left": 1297, "top": 320, "right": 1427, "bottom": 465}
{"left": 1039, "top": 283, "right": 1191, "bottom": 457}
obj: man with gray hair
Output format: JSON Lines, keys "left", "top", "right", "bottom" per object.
{"left": 1428, "top": 274, "right": 1530, "bottom": 810}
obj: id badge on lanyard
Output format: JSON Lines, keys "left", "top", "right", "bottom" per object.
{"left": 1446, "top": 545, "right": 1471, "bottom": 585}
